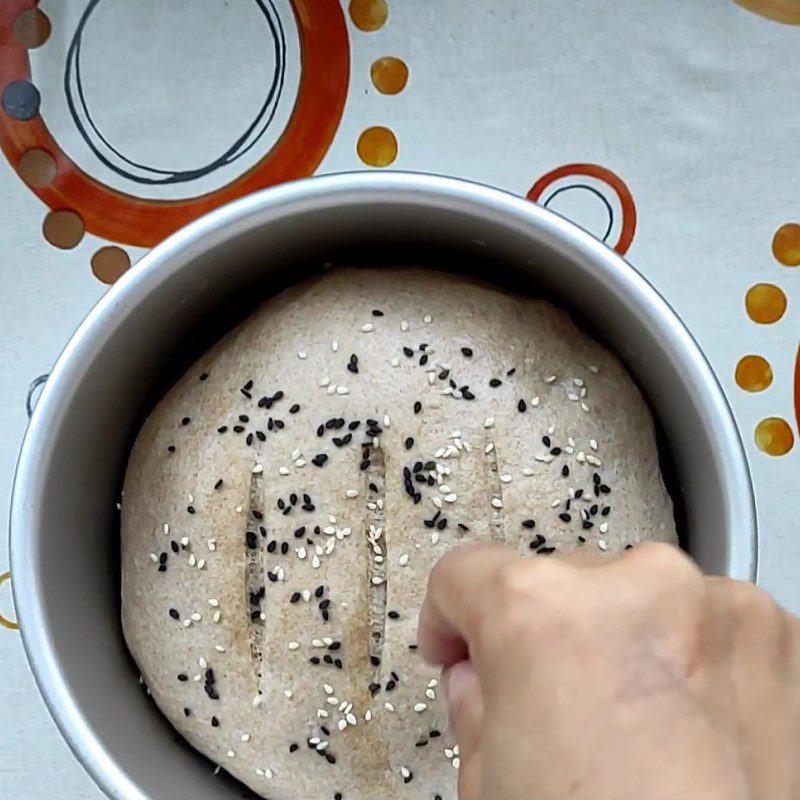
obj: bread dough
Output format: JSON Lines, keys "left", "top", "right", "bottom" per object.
{"left": 121, "top": 268, "right": 675, "bottom": 800}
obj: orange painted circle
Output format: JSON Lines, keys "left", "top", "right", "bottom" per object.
{"left": 357, "top": 126, "right": 397, "bottom": 167}
{"left": 745, "top": 283, "right": 786, "bottom": 324}
{"left": 735, "top": 355, "right": 773, "bottom": 392}
{"left": 755, "top": 417, "right": 794, "bottom": 456}
{"left": 371, "top": 57, "right": 408, "bottom": 94}
{"left": 349, "top": 0, "right": 388, "bottom": 31}
{"left": 734, "top": 0, "right": 800, "bottom": 24}
{"left": 527, "top": 164, "right": 637, "bottom": 256}
{"left": 0, "top": 0, "right": 350, "bottom": 248}
{"left": 0, "top": 572, "right": 19, "bottom": 631}
{"left": 772, "top": 222, "right": 800, "bottom": 266}
{"left": 18, "top": 146, "right": 55, "bottom": 186}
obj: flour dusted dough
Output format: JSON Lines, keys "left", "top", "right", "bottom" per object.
{"left": 121, "top": 268, "right": 675, "bottom": 800}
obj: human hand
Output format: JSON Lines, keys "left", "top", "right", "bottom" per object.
{"left": 418, "top": 542, "right": 800, "bottom": 800}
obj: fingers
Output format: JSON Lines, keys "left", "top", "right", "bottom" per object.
{"left": 418, "top": 542, "right": 520, "bottom": 667}
{"left": 443, "top": 660, "right": 484, "bottom": 800}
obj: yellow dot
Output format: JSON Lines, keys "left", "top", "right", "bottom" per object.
{"left": 357, "top": 126, "right": 397, "bottom": 168}
{"left": 371, "top": 57, "right": 408, "bottom": 95}
{"left": 735, "top": 355, "right": 773, "bottom": 392}
{"left": 42, "top": 210, "right": 85, "bottom": 250}
{"left": 91, "top": 246, "right": 131, "bottom": 285}
{"left": 755, "top": 417, "right": 794, "bottom": 456}
{"left": 349, "top": 0, "right": 388, "bottom": 31}
{"left": 745, "top": 283, "right": 786, "bottom": 324}
{"left": 772, "top": 223, "right": 800, "bottom": 266}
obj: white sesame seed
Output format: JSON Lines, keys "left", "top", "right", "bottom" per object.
{"left": 599, "top": 522, "right": 609, "bottom": 534}
{"left": 309, "top": 737, "right": 320, "bottom": 746}
{"left": 297, "top": 351, "right": 307, "bottom": 359}
{"left": 535, "top": 453, "right": 555, "bottom": 463}
{"left": 312, "top": 638, "right": 325, "bottom": 647}
{"left": 207, "top": 539, "right": 216, "bottom": 551}
{"left": 327, "top": 697, "right": 339, "bottom": 706}
{"left": 548, "top": 425, "right": 555, "bottom": 434}
{"left": 581, "top": 402, "right": 590, "bottom": 412}
{"left": 372, "top": 576, "right": 385, "bottom": 586}
{"left": 445, "top": 748, "right": 454, "bottom": 759}
{"left": 414, "top": 702, "right": 427, "bottom": 712}
{"left": 235, "top": 505, "right": 243, "bottom": 513}
{"left": 317, "top": 709, "right": 329, "bottom": 718}
{"left": 365, "top": 709, "right": 372, "bottom": 722}
{"left": 545, "top": 374, "right": 557, "bottom": 383}
{"left": 567, "top": 392, "right": 579, "bottom": 402}
{"left": 319, "top": 376, "right": 330, "bottom": 387}
{"left": 484, "top": 416, "right": 495, "bottom": 428}
{"left": 590, "top": 438, "right": 598, "bottom": 450}
{"left": 288, "top": 642, "right": 300, "bottom": 650}
{"left": 491, "top": 497, "right": 503, "bottom": 509}
{"left": 264, "top": 768, "right": 273, "bottom": 779}
{"left": 301, "top": 589, "right": 311, "bottom": 602}
{"left": 400, "top": 766, "right": 411, "bottom": 778}
{"left": 256, "top": 769, "right": 264, "bottom": 777}
{"left": 197, "top": 558, "right": 206, "bottom": 570}
{"left": 253, "top": 696, "right": 263, "bottom": 707}
{"left": 191, "top": 612, "right": 202, "bottom": 622}
{"left": 215, "top": 645, "right": 225, "bottom": 653}
{"left": 423, "top": 314, "right": 432, "bottom": 323}
{"left": 241, "top": 733, "right": 251, "bottom": 742}
{"left": 346, "top": 488, "right": 359, "bottom": 499}
{"left": 454, "top": 745, "right": 460, "bottom": 755}
{"left": 149, "top": 553, "right": 158, "bottom": 563}
{"left": 213, "top": 611, "right": 221, "bottom": 623}
{"left": 188, "top": 554, "right": 197, "bottom": 566}
{"left": 295, "top": 459, "right": 306, "bottom": 467}
{"left": 361, "top": 323, "right": 374, "bottom": 333}
{"left": 331, "top": 340, "right": 339, "bottom": 352}
{"left": 484, "top": 442, "right": 495, "bottom": 454}
{"left": 213, "top": 767, "right": 220, "bottom": 775}
{"left": 252, "top": 464, "right": 263, "bottom": 474}
{"left": 453, "top": 757, "right": 461, "bottom": 769}
{"left": 431, "top": 531, "right": 440, "bottom": 545}
{"left": 384, "top": 702, "right": 395, "bottom": 712}
{"left": 337, "top": 719, "right": 347, "bottom": 731}
{"left": 586, "top": 454, "right": 602, "bottom": 467}
{"left": 590, "top": 364, "right": 599, "bottom": 373}
{"left": 574, "top": 377, "right": 584, "bottom": 387}
{"left": 163, "top": 523, "right": 170, "bottom": 535}
{"left": 312, "top": 555, "right": 320, "bottom": 569}
{"left": 500, "top": 474, "right": 512, "bottom": 483}
{"left": 531, "top": 396, "right": 540, "bottom": 406}
{"left": 326, "top": 384, "right": 336, "bottom": 395}
{"left": 336, "top": 386, "right": 349, "bottom": 395}
{"left": 426, "top": 689, "right": 436, "bottom": 700}
{"left": 297, "top": 547, "right": 306, "bottom": 560}
{"left": 598, "top": 540, "right": 608, "bottom": 551}
{"left": 227, "top": 750, "right": 235, "bottom": 759}
{"left": 443, "top": 493, "right": 457, "bottom": 503}
{"left": 278, "top": 466, "right": 291, "bottom": 476}
{"left": 522, "top": 467, "right": 534, "bottom": 476}
{"left": 384, "top": 414, "right": 391, "bottom": 428}
{"left": 400, "top": 320, "right": 409, "bottom": 331}
{"left": 346, "top": 713, "right": 357, "bottom": 726}
{"left": 398, "top": 553, "right": 409, "bottom": 566}
{"left": 316, "top": 741, "right": 328, "bottom": 752}
{"left": 390, "top": 356, "right": 400, "bottom": 367}
{"left": 199, "top": 657, "right": 207, "bottom": 668}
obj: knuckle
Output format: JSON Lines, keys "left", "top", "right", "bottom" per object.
{"left": 730, "top": 580, "right": 783, "bottom": 634}
{"left": 628, "top": 542, "right": 704, "bottom": 599}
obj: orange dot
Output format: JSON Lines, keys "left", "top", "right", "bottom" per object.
{"left": 734, "top": 0, "right": 800, "bottom": 25}
{"left": 13, "top": 7, "right": 51, "bottom": 49}
{"left": 371, "top": 57, "right": 408, "bottom": 95}
{"left": 91, "top": 246, "right": 132, "bottom": 285}
{"left": 42, "top": 210, "right": 85, "bottom": 250}
{"left": 18, "top": 148, "right": 56, "bottom": 188}
{"left": 735, "top": 355, "right": 773, "bottom": 392}
{"left": 772, "top": 223, "right": 800, "bottom": 266}
{"left": 755, "top": 417, "right": 794, "bottom": 456}
{"left": 349, "top": 0, "right": 388, "bottom": 31}
{"left": 357, "top": 126, "right": 397, "bottom": 167}
{"left": 745, "top": 283, "right": 786, "bottom": 324}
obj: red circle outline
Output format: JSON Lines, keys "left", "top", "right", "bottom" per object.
{"left": 0, "top": 0, "right": 349, "bottom": 247}
{"left": 527, "top": 163, "right": 637, "bottom": 256}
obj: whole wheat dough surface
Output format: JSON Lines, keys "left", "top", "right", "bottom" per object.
{"left": 122, "top": 268, "right": 676, "bottom": 800}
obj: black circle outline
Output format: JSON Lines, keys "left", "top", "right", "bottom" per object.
{"left": 63, "top": 0, "right": 287, "bottom": 185}
{"left": 542, "top": 183, "right": 614, "bottom": 243}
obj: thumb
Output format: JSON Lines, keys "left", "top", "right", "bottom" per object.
{"left": 444, "top": 660, "right": 484, "bottom": 800}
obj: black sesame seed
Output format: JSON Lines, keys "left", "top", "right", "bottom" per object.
{"left": 334, "top": 793, "right": 343, "bottom": 800}
{"left": 408, "top": 644, "right": 418, "bottom": 651}
{"left": 518, "top": 399, "right": 527, "bottom": 412}
{"left": 267, "top": 571, "right": 278, "bottom": 583}
{"left": 369, "top": 682, "right": 380, "bottom": 696}
{"left": 187, "top": 505, "right": 195, "bottom": 514}
{"left": 582, "top": 521, "right": 594, "bottom": 530}
{"left": 600, "top": 484, "right": 611, "bottom": 494}
{"left": 245, "top": 531, "right": 258, "bottom": 549}
{"left": 419, "top": 354, "right": 429, "bottom": 366}
{"left": 289, "top": 403, "right": 300, "bottom": 414}
{"left": 166, "top": 445, "right": 176, "bottom": 453}
{"left": 159, "top": 552, "right": 168, "bottom": 564}
{"left": 347, "top": 362, "right": 359, "bottom": 374}
{"left": 461, "top": 347, "right": 473, "bottom": 357}
{"left": 439, "top": 369, "right": 450, "bottom": 380}
{"left": 405, "top": 437, "right": 414, "bottom": 450}
{"left": 542, "top": 436, "right": 551, "bottom": 447}
{"left": 458, "top": 523, "right": 469, "bottom": 531}
{"left": 290, "top": 592, "right": 301, "bottom": 604}
{"left": 562, "top": 465, "right": 570, "bottom": 477}
{"left": 388, "top": 610, "right": 400, "bottom": 619}
{"left": 559, "top": 513, "right": 572, "bottom": 523}
{"left": 211, "top": 716, "right": 220, "bottom": 727}
{"left": 385, "top": 680, "right": 396, "bottom": 691}
{"left": 233, "top": 425, "right": 245, "bottom": 433}
{"left": 334, "top": 658, "right": 342, "bottom": 668}
{"left": 574, "top": 488, "right": 584, "bottom": 499}
{"left": 590, "top": 504, "right": 599, "bottom": 515}
{"left": 489, "top": 378, "right": 502, "bottom": 387}
{"left": 326, "top": 754, "right": 337, "bottom": 764}
{"left": 177, "top": 673, "right": 188, "bottom": 682}
{"left": 169, "top": 608, "right": 179, "bottom": 619}
{"left": 403, "top": 347, "right": 414, "bottom": 358}
{"left": 436, "top": 518, "right": 447, "bottom": 530}
{"left": 267, "top": 539, "right": 277, "bottom": 553}
{"left": 578, "top": 535, "right": 586, "bottom": 543}
{"left": 625, "top": 544, "right": 634, "bottom": 550}
{"left": 319, "top": 599, "right": 331, "bottom": 610}
{"left": 181, "top": 416, "right": 191, "bottom": 426}
{"left": 312, "top": 454, "right": 329, "bottom": 467}
{"left": 551, "top": 447, "right": 562, "bottom": 456}
{"left": 522, "top": 518, "right": 536, "bottom": 529}
{"left": 170, "top": 540, "right": 179, "bottom": 553}
{"left": 370, "top": 655, "right": 380, "bottom": 666}
{"left": 602, "top": 506, "right": 611, "bottom": 516}
{"left": 277, "top": 498, "right": 286, "bottom": 511}
{"left": 403, "top": 770, "right": 413, "bottom": 784}
{"left": 250, "top": 609, "right": 261, "bottom": 621}
{"left": 328, "top": 641, "right": 341, "bottom": 650}
{"left": 239, "top": 414, "right": 249, "bottom": 423}
{"left": 391, "top": 671, "right": 399, "bottom": 681}
{"left": 372, "top": 309, "right": 384, "bottom": 317}
{"left": 309, "top": 656, "right": 320, "bottom": 664}
{"left": 289, "top": 743, "right": 299, "bottom": 753}
{"left": 430, "top": 729, "right": 441, "bottom": 738}
{"left": 348, "top": 420, "right": 360, "bottom": 430}
{"left": 322, "top": 609, "right": 331, "bottom": 623}
{"left": 323, "top": 654, "right": 333, "bottom": 664}
{"left": 183, "top": 707, "right": 191, "bottom": 717}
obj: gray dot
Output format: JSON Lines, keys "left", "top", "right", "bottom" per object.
{"left": 2, "top": 80, "right": 41, "bottom": 121}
